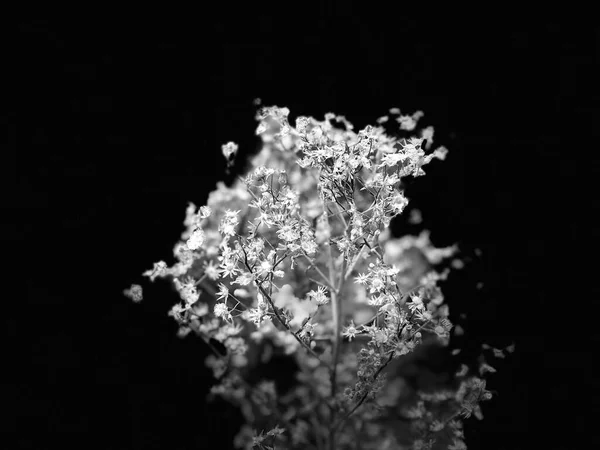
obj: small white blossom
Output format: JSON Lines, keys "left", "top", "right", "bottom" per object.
{"left": 221, "top": 141, "right": 238, "bottom": 159}
{"left": 380, "top": 152, "right": 404, "bottom": 167}
{"left": 205, "top": 354, "right": 228, "bottom": 378}
{"left": 374, "top": 329, "right": 389, "bottom": 344}
{"left": 277, "top": 224, "right": 300, "bottom": 242}
{"left": 258, "top": 260, "right": 273, "bottom": 275}
{"left": 214, "top": 302, "right": 232, "bottom": 321}
{"left": 219, "top": 260, "right": 239, "bottom": 279}
{"left": 186, "top": 227, "right": 205, "bottom": 250}
{"left": 143, "top": 261, "right": 168, "bottom": 281}
{"left": 199, "top": 205, "right": 212, "bottom": 218}
{"left": 307, "top": 286, "right": 329, "bottom": 305}
{"left": 354, "top": 273, "right": 369, "bottom": 285}
{"left": 295, "top": 116, "right": 311, "bottom": 133}
{"left": 369, "top": 277, "right": 385, "bottom": 293}
{"left": 176, "top": 327, "right": 191, "bottom": 338}
{"left": 233, "top": 272, "right": 254, "bottom": 286}
{"left": 410, "top": 293, "right": 424, "bottom": 306}
{"left": 420, "top": 311, "right": 433, "bottom": 321}
{"left": 216, "top": 283, "right": 229, "bottom": 301}
{"left": 421, "top": 126, "right": 435, "bottom": 149}
{"left": 244, "top": 308, "right": 268, "bottom": 327}
{"left": 301, "top": 237, "right": 318, "bottom": 255}
{"left": 191, "top": 302, "right": 209, "bottom": 317}
{"left": 266, "top": 425, "right": 286, "bottom": 438}
{"left": 409, "top": 208, "right": 423, "bottom": 224}
{"left": 396, "top": 110, "right": 424, "bottom": 131}
{"left": 203, "top": 260, "right": 220, "bottom": 280}
{"left": 167, "top": 303, "right": 186, "bottom": 321}
{"left": 342, "top": 320, "right": 358, "bottom": 341}
{"left": 123, "top": 284, "right": 143, "bottom": 303}
{"left": 174, "top": 278, "right": 200, "bottom": 305}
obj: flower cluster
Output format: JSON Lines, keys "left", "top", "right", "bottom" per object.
{"left": 122, "top": 284, "right": 143, "bottom": 303}
{"left": 130, "top": 105, "right": 507, "bottom": 450}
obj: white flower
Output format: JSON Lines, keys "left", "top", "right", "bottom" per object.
{"left": 123, "top": 284, "right": 143, "bottom": 303}
{"left": 219, "top": 261, "right": 239, "bottom": 279}
{"left": 295, "top": 116, "right": 311, "bottom": 133}
{"left": 224, "top": 337, "right": 247, "bottom": 355}
{"left": 175, "top": 278, "right": 199, "bottom": 305}
{"left": 244, "top": 308, "right": 267, "bottom": 327}
{"left": 233, "top": 272, "right": 254, "bottom": 286}
{"left": 408, "top": 294, "right": 425, "bottom": 312}
{"left": 301, "top": 236, "right": 318, "bottom": 255}
{"left": 342, "top": 320, "right": 358, "bottom": 341}
{"left": 307, "top": 286, "right": 329, "bottom": 306}
{"left": 421, "top": 311, "right": 433, "bottom": 321}
{"left": 386, "top": 266, "right": 400, "bottom": 277}
{"left": 369, "top": 277, "right": 385, "bottom": 293}
{"left": 256, "top": 292, "right": 268, "bottom": 309}
{"left": 421, "top": 126, "right": 435, "bottom": 149}
{"left": 221, "top": 141, "right": 238, "bottom": 159}
{"left": 380, "top": 152, "right": 404, "bottom": 167}
{"left": 205, "top": 354, "right": 228, "bottom": 378}
{"left": 191, "top": 302, "right": 209, "bottom": 317}
{"left": 199, "top": 206, "right": 212, "bottom": 219}
{"left": 396, "top": 110, "right": 424, "bottom": 131}
{"left": 374, "top": 329, "right": 389, "bottom": 344}
{"left": 277, "top": 224, "right": 300, "bottom": 242}
{"left": 143, "top": 261, "right": 168, "bottom": 281}
{"left": 203, "top": 260, "right": 220, "bottom": 280}
{"left": 214, "top": 302, "right": 231, "bottom": 320}
{"left": 434, "top": 325, "right": 446, "bottom": 336}
{"left": 216, "top": 284, "right": 229, "bottom": 301}
{"left": 273, "top": 285, "right": 296, "bottom": 309}
{"left": 266, "top": 425, "right": 285, "bottom": 437}
{"left": 389, "top": 193, "right": 409, "bottom": 214}
{"left": 410, "top": 293, "right": 423, "bottom": 305}
{"left": 368, "top": 293, "right": 388, "bottom": 306}
{"left": 219, "top": 210, "right": 240, "bottom": 236}
{"left": 186, "top": 227, "right": 205, "bottom": 250}
{"left": 258, "top": 260, "right": 273, "bottom": 276}
{"left": 354, "top": 273, "right": 369, "bottom": 285}
{"left": 409, "top": 209, "right": 423, "bottom": 224}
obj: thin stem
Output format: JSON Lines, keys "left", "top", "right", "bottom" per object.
{"left": 355, "top": 310, "right": 385, "bottom": 329}
{"left": 332, "top": 351, "right": 395, "bottom": 433}
{"left": 328, "top": 248, "right": 341, "bottom": 394}
{"left": 196, "top": 277, "right": 216, "bottom": 296}
{"left": 238, "top": 245, "right": 327, "bottom": 367}
{"left": 302, "top": 254, "right": 336, "bottom": 292}
{"left": 258, "top": 281, "right": 328, "bottom": 366}
{"left": 343, "top": 234, "right": 379, "bottom": 281}
{"left": 327, "top": 215, "right": 342, "bottom": 450}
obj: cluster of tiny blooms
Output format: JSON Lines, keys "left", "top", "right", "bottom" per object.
{"left": 129, "top": 105, "right": 510, "bottom": 450}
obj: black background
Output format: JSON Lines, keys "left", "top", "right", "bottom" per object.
{"left": 6, "top": 6, "right": 597, "bottom": 450}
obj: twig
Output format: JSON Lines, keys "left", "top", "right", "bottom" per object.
{"left": 331, "top": 351, "right": 395, "bottom": 432}
{"left": 302, "top": 254, "right": 336, "bottom": 292}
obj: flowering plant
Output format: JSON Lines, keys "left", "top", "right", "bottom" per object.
{"left": 126, "top": 104, "right": 512, "bottom": 449}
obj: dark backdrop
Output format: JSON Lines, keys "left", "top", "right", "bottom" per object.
{"left": 7, "top": 7, "right": 596, "bottom": 450}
